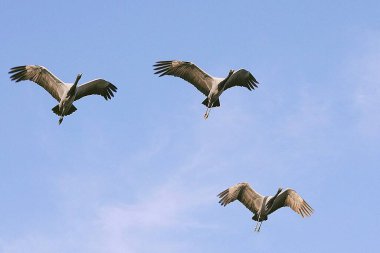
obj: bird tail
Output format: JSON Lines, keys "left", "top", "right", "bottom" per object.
{"left": 201, "top": 98, "right": 220, "bottom": 108}
{"left": 52, "top": 105, "right": 77, "bottom": 116}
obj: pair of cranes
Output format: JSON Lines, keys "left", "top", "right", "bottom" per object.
{"left": 8, "top": 61, "right": 313, "bottom": 231}
{"left": 9, "top": 60, "right": 258, "bottom": 124}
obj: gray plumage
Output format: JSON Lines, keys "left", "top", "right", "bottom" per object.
{"left": 218, "top": 182, "right": 313, "bottom": 232}
{"left": 153, "top": 60, "right": 259, "bottom": 119}
{"left": 9, "top": 65, "right": 117, "bottom": 124}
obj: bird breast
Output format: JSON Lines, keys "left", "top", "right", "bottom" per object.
{"left": 209, "top": 84, "right": 223, "bottom": 98}
{"left": 59, "top": 89, "right": 76, "bottom": 109}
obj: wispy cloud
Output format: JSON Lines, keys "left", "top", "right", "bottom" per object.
{"left": 93, "top": 180, "right": 215, "bottom": 253}
{"left": 0, "top": 77, "right": 340, "bottom": 253}
{"left": 349, "top": 32, "right": 380, "bottom": 137}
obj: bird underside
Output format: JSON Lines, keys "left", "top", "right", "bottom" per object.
{"left": 51, "top": 104, "right": 77, "bottom": 116}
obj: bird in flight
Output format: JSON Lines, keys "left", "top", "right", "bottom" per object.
{"left": 153, "top": 60, "right": 259, "bottom": 119}
{"left": 218, "top": 182, "right": 313, "bottom": 232}
{"left": 9, "top": 65, "right": 117, "bottom": 125}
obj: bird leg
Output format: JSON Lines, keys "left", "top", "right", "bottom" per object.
{"left": 254, "top": 221, "right": 263, "bottom": 232}
{"left": 204, "top": 107, "right": 211, "bottom": 119}
{"left": 257, "top": 222, "right": 262, "bottom": 232}
{"left": 254, "top": 214, "right": 261, "bottom": 232}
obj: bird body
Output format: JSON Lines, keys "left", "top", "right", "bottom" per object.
{"left": 9, "top": 65, "right": 117, "bottom": 124}
{"left": 54, "top": 74, "right": 81, "bottom": 124}
{"left": 59, "top": 85, "right": 77, "bottom": 114}
{"left": 218, "top": 182, "right": 313, "bottom": 232}
{"left": 153, "top": 60, "right": 259, "bottom": 119}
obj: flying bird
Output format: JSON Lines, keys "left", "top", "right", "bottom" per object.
{"left": 153, "top": 60, "right": 259, "bottom": 119}
{"left": 9, "top": 65, "right": 117, "bottom": 124}
{"left": 218, "top": 182, "right": 313, "bottom": 232}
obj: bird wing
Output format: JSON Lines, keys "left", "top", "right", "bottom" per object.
{"left": 269, "top": 189, "right": 313, "bottom": 217}
{"left": 218, "top": 182, "right": 264, "bottom": 214}
{"left": 9, "top": 65, "right": 66, "bottom": 101}
{"left": 223, "top": 69, "right": 259, "bottom": 91}
{"left": 75, "top": 79, "right": 117, "bottom": 101}
{"left": 153, "top": 60, "right": 214, "bottom": 96}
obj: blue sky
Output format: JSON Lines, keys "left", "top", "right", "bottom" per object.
{"left": 1, "top": 0, "right": 380, "bottom": 252}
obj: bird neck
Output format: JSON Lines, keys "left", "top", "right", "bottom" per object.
{"left": 68, "top": 75, "right": 81, "bottom": 97}
{"left": 261, "top": 196, "right": 269, "bottom": 215}
{"left": 73, "top": 75, "right": 81, "bottom": 87}
{"left": 218, "top": 74, "right": 232, "bottom": 90}
{"left": 273, "top": 188, "right": 282, "bottom": 199}
{"left": 265, "top": 189, "right": 282, "bottom": 212}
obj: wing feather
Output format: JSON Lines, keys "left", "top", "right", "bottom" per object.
{"left": 269, "top": 189, "right": 314, "bottom": 218}
{"left": 153, "top": 60, "right": 214, "bottom": 96}
{"left": 218, "top": 182, "right": 263, "bottom": 214}
{"left": 223, "top": 69, "right": 259, "bottom": 91}
{"left": 75, "top": 79, "right": 117, "bottom": 101}
{"left": 9, "top": 65, "right": 66, "bottom": 101}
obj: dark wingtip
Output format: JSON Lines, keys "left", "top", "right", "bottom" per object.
{"left": 102, "top": 83, "right": 118, "bottom": 101}
{"left": 109, "top": 83, "right": 118, "bottom": 92}
{"left": 9, "top": 66, "right": 28, "bottom": 82}
{"left": 153, "top": 60, "right": 176, "bottom": 73}
{"left": 8, "top": 66, "right": 27, "bottom": 74}
{"left": 153, "top": 60, "right": 174, "bottom": 67}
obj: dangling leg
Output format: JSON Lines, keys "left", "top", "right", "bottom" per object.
{"left": 254, "top": 221, "right": 259, "bottom": 232}
{"left": 257, "top": 222, "right": 262, "bottom": 232}
{"left": 254, "top": 214, "right": 261, "bottom": 232}
{"left": 204, "top": 101, "right": 215, "bottom": 119}
{"left": 204, "top": 107, "right": 211, "bottom": 119}
{"left": 58, "top": 116, "right": 64, "bottom": 125}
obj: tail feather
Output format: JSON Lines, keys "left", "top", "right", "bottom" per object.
{"left": 52, "top": 105, "right": 77, "bottom": 116}
{"left": 66, "top": 105, "right": 77, "bottom": 116}
{"left": 201, "top": 98, "right": 220, "bottom": 108}
{"left": 202, "top": 98, "right": 208, "bottom": 106}
{"left": 213, "top": 99, "right": 220, "bottom": 107}
{"left": 52, "top": 105, "right": 60, "bottom": 115}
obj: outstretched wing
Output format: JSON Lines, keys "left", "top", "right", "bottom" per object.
{"left": 269, "top": 189, "right": 313, "bottom": 217}
{"left": 9, "top": 65, "right": 66, "bottom": 101}
{"left": 218, "top": 182, "right": 264, "bottom": 214}
{"left": 153, "top": 60, "right": 214, "bottom": 96}
{"left": 223, "top": 69, "right": 259, "bottom": 91}
{"left": 75, "top": 79, "right": 117, "bottom": 101}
